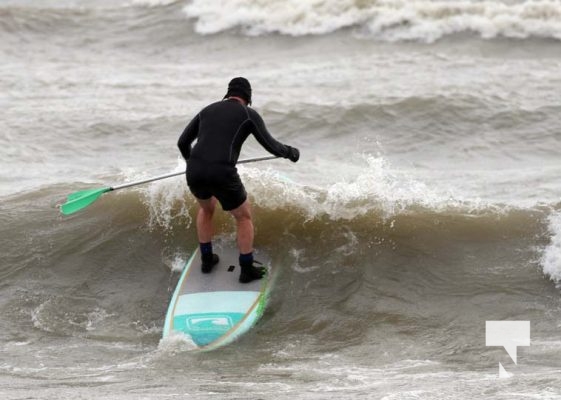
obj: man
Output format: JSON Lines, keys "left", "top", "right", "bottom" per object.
{"left": 177, "top": 77, "right": 300, "bottom": 283}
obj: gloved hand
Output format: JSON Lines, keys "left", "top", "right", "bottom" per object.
{"left": 287, "top": 146, "right": 300, "bottom": 163}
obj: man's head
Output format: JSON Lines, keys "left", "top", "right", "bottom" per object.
{"left": 224, "top": 77, "right": 252, "bottom": 105}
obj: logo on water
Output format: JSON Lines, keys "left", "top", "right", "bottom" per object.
{"left": 485, "top": 321, "right": 530, "bottom": 378}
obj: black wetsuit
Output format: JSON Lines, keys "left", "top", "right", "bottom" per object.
{"left": 178, "top": 99, "right": 293, "bottom": 210}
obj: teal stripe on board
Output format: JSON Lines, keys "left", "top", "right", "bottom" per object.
{"left": 173, "top": 312, "right": 245, "bottom": 346}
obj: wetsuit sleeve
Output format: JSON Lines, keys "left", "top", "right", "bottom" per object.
{"left": 248, "top": 108, "right": 291, "bottom": 158}
{"left": 177, "top": 113, "right": 200, "bottom": 160}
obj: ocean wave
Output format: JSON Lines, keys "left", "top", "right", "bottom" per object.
{"left": 5, "top": 0, "right": 561, "bottom": 43}
{"left": 3, "top": 159, "right": 557, "bottom": 305}
{"left": 1, "top": 173, "right": 557, "bottom": 351}
{"left": 183, "top": 0, "right": 561, "bottom": 42}
{"left": 140, "top": 155, "right": 489, "bottom": 229}
{"left": 541, "top": 211, "right": 561, "bottom": 287}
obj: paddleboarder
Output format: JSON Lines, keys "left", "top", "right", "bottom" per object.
{"left": 178, "top": 77, "right": 300, "bottom": 283}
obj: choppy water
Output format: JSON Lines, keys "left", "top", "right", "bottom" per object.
{"left": 1, "top": 1, "right": 561, "bottom": 399}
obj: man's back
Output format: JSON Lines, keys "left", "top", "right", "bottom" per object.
{"left": 178, "top": 98, "right": 291, "bottom": 166}
{"left": 190, "top": 99, "right": 249, "bottom": 164}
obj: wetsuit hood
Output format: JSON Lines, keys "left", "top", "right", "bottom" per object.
{"left": 224, "top": 77, "right": 252, "bottom": 105}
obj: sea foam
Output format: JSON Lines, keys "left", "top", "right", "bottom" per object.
{"left": 541, "top": 211, "right": 561, "bottom": 287}
{"left": 183, "top": 0, "right": 561, "bottom": 42}
{"left": 140, "top": 154, "right": 471, "bottom": 229}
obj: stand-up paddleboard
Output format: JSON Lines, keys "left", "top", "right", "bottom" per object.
{"left": 163, "top": 242, "right": 273, "bottom": 351}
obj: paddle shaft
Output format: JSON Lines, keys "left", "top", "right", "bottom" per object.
{"left": 111, "top": 155, "right": 279, "bottom": 191}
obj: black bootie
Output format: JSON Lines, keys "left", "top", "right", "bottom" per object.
{"left": 239, "top": 259, "right": 266, "bottom": 283}
{"left": 201, "top": 253, "right": 219, "bottom": 273}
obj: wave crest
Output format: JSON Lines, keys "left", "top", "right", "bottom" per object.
{"left": 183, "top": 0, "right": 561, "bottom": 42}
{"left": 541, "top": 212, "right": 561, "bottom": 287}
{"left": 139, "top": 155, "right": 498, "bottom": 232}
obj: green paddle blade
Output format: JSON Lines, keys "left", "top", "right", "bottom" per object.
{"left": 60, "top": 187, "right": 111, "bottom": 215}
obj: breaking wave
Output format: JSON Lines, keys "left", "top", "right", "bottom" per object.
{"left": 183, "top": 0, "right": 561, "bottom": 42}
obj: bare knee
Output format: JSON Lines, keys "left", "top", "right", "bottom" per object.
{"left": 197, "top": 197, "right": 217, "bottom": 218}
{"left": 230, "top": 200, "right": 252, "bottom": 222}
{"left": 200, "top": 206, "right": 214, "bottom": 218}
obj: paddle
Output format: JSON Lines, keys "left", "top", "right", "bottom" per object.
{"left": 60, "top": 155, "right": 279, "bottom": 215}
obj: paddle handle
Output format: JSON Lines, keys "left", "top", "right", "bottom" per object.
{"left": 111, "top": 155, "right": 279, "bottom": 191}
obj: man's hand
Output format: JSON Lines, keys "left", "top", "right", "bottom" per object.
{"left": 287, "top": 146, "right": 300, "bottom": 163}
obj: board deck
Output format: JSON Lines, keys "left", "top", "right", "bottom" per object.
{"left": 163, "top": 242, "right": 272, "bottom": 351}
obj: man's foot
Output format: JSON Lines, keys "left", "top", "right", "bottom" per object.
{"left": 201, "top": 253, "right": 219, "bottom": 273}
{"left": 239, "top": 261, "right": 266, "bottom": 283}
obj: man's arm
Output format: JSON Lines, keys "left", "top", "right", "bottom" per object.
{"left": 248, "top": 108, "right": 299, "bottom": 162}
{"left": 177, "top": 113, "right": 200, "bottom": 160}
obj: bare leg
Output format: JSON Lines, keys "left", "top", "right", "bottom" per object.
{"left": 230, "top": 200, "right": 265, "bottom": 283}
{"left": 229, "top": 200, "right": 254, "bottom": 254}
{"left": 195, "top": 197, "right": 219, "bottom": 273}
{"left": 196, "top": 197, "right": 217, "bottom": 243}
